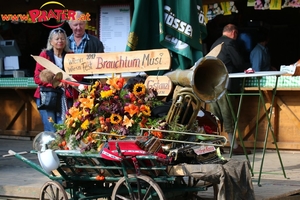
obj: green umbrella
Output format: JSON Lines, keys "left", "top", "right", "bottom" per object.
{"left": 126, "top": 0, "right": 207, "bottom": 75}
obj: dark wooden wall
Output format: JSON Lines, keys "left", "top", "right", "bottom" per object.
{"left": 0, "top": 88, "right": 43, "bottom": 138}
{"left": 0, "top": 0, "right": 132, "bottom": 76}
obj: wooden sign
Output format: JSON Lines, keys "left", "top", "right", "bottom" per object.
{"left": 145, "top": 76, "right": 172, "bottom": 96}
{"left": 64, "top": 49, "right": 171, "bottom": 75}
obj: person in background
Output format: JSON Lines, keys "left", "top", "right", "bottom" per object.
{"left": 209, "top": 23, "right": 251, "bottom": 155}
{"left": 68, "top": 10, "right": 104, "bottom": 53}
{"left": 34, "top": 28, "right": 84, "bottom": 132}
{"left": 250, "top": 30, "right": 274, "bottom": 71}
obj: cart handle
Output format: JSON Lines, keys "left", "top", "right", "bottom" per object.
{"left": 6, "top": 150, "right": 52, "bottom": 178}
{"left": 3, "top": 150, "right": 27, "bottom": 157}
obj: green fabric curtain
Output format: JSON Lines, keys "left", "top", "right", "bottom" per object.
{"left": 126, "top": 0, "right": 207, "bottom": 75}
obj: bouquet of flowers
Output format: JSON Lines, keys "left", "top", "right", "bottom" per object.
{"left": 51, "top": 76, "right": 163, "bottom": 153}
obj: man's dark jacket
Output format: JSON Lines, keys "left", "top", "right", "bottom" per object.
{"left": 211, "top": 35, "right": 249, "bottom": 92}
{"left": 84, "top": 34, "right": 105, "bottom": 53}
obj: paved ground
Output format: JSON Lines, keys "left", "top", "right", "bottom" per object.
{"left": 1, "top": 136, "right": 300, "bottom": 200}
{"left": 0, "top": 136, "right": 49, "bottom": 199}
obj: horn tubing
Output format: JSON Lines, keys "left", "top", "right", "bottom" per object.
{"left": 166, "top": 87, "right": 202, "bottom": 130}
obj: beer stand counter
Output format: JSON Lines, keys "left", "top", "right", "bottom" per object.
{"left": 0, "top": 77, "right": 43, "bottom": 138}
{"left": 227, "top": 73, "right": 300, "bottom": 151}
{"left": 222, "top": 71, "right": 300, "bottom": 185}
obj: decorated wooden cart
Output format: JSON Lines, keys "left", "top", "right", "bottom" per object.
{"left": 7, "top": 47, "right": 255, "bottom": 199}
{"left": 9, "top": 126, "right": 228, "bottom": 200}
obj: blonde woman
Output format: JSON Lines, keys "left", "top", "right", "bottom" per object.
{"left": 33, "top": 28, "right": 84, "bottom": 132}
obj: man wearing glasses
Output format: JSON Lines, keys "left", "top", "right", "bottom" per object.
{"left": 68, "top": 11, "right": 104, "bottom": 54}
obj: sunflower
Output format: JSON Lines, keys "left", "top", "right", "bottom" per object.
{"left": 133, "top": 83, "right": 146, "bottom": 96}
{"left": 140, "top": 105, "right": 151, "bottom": 116}
{"left": 110, "top": 113, "right": 123, "bottom": 124}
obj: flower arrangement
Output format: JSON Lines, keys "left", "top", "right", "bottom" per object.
{"left": 52, "top": 76, "right": 163, "bottom": 152}
{"left": 49, "top": 75, "right": 224, "bottom": 155}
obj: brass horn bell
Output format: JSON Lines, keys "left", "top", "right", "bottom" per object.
{"left": 165, "top": 56, "right": 228, "bottom": 103}
{"left": 165, "top": 56, "right": 229, "bottom": 130}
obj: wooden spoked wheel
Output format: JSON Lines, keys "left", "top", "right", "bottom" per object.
{"left": 40, "top": 181, "right": 68, "bottom": 200}
{"left": 112, "top": 174, "right": 166, "bottom": 200}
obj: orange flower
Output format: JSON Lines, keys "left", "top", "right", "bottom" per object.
{"left": 123, "top": 115, "right": 134, "bottom": 128}
{"left": 152, "top": 131, "right": 163, "bottom": 139}
{"left": 143, "top": 131, "right": 149, "bottom": 136}
{"left": 129, "top": 93, "right": 137, "bottom": 102}
{"left": 89, "top": 88, "right": 96, "bottom": 98}
{"left": 106, "top": 76, "right": 125, "bottom": 90}
{"left": 68, "top": 107, "right": 80, "bottom": 118}
{"left": 48, "top": 117, "right": 54, "bottom": 123}
{"left": 139, "top": 117, "right": 148, "bottom": 128}
{"left": 96, "top": 175, "right": 105, "bottom": 181}
{"left": 116, "top": 77, "right": 125, "bottom": 88}
{"left": 79, "top": 96, "right": 94, "bottom": 109}
{"left": 124, "top": 103, "right": 139, "bottom": 117}
{"left": 65, "top": 118, "right": 74, "bottom": 128}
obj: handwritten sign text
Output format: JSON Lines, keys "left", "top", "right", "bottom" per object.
{"left": 145, "top": 76, "right": 172, "bottom": 96}
{"left": 64, "top": 49, "right": 171, "bottom": 75}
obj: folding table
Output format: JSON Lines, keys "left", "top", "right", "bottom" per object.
{"left": 227, "top": 71, "right": 288, "bottom": 186}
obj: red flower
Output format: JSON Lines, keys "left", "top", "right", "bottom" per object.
{"left": 203, "top": 125, "right": 213, "bottom": 134}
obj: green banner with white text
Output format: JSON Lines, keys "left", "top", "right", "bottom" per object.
{"left": 126, "top": 0, "right": 207, "bottom": 75}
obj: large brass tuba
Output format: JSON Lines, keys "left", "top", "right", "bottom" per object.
{"left": 165, "top": 53, "right": 228, "bottom": 130}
